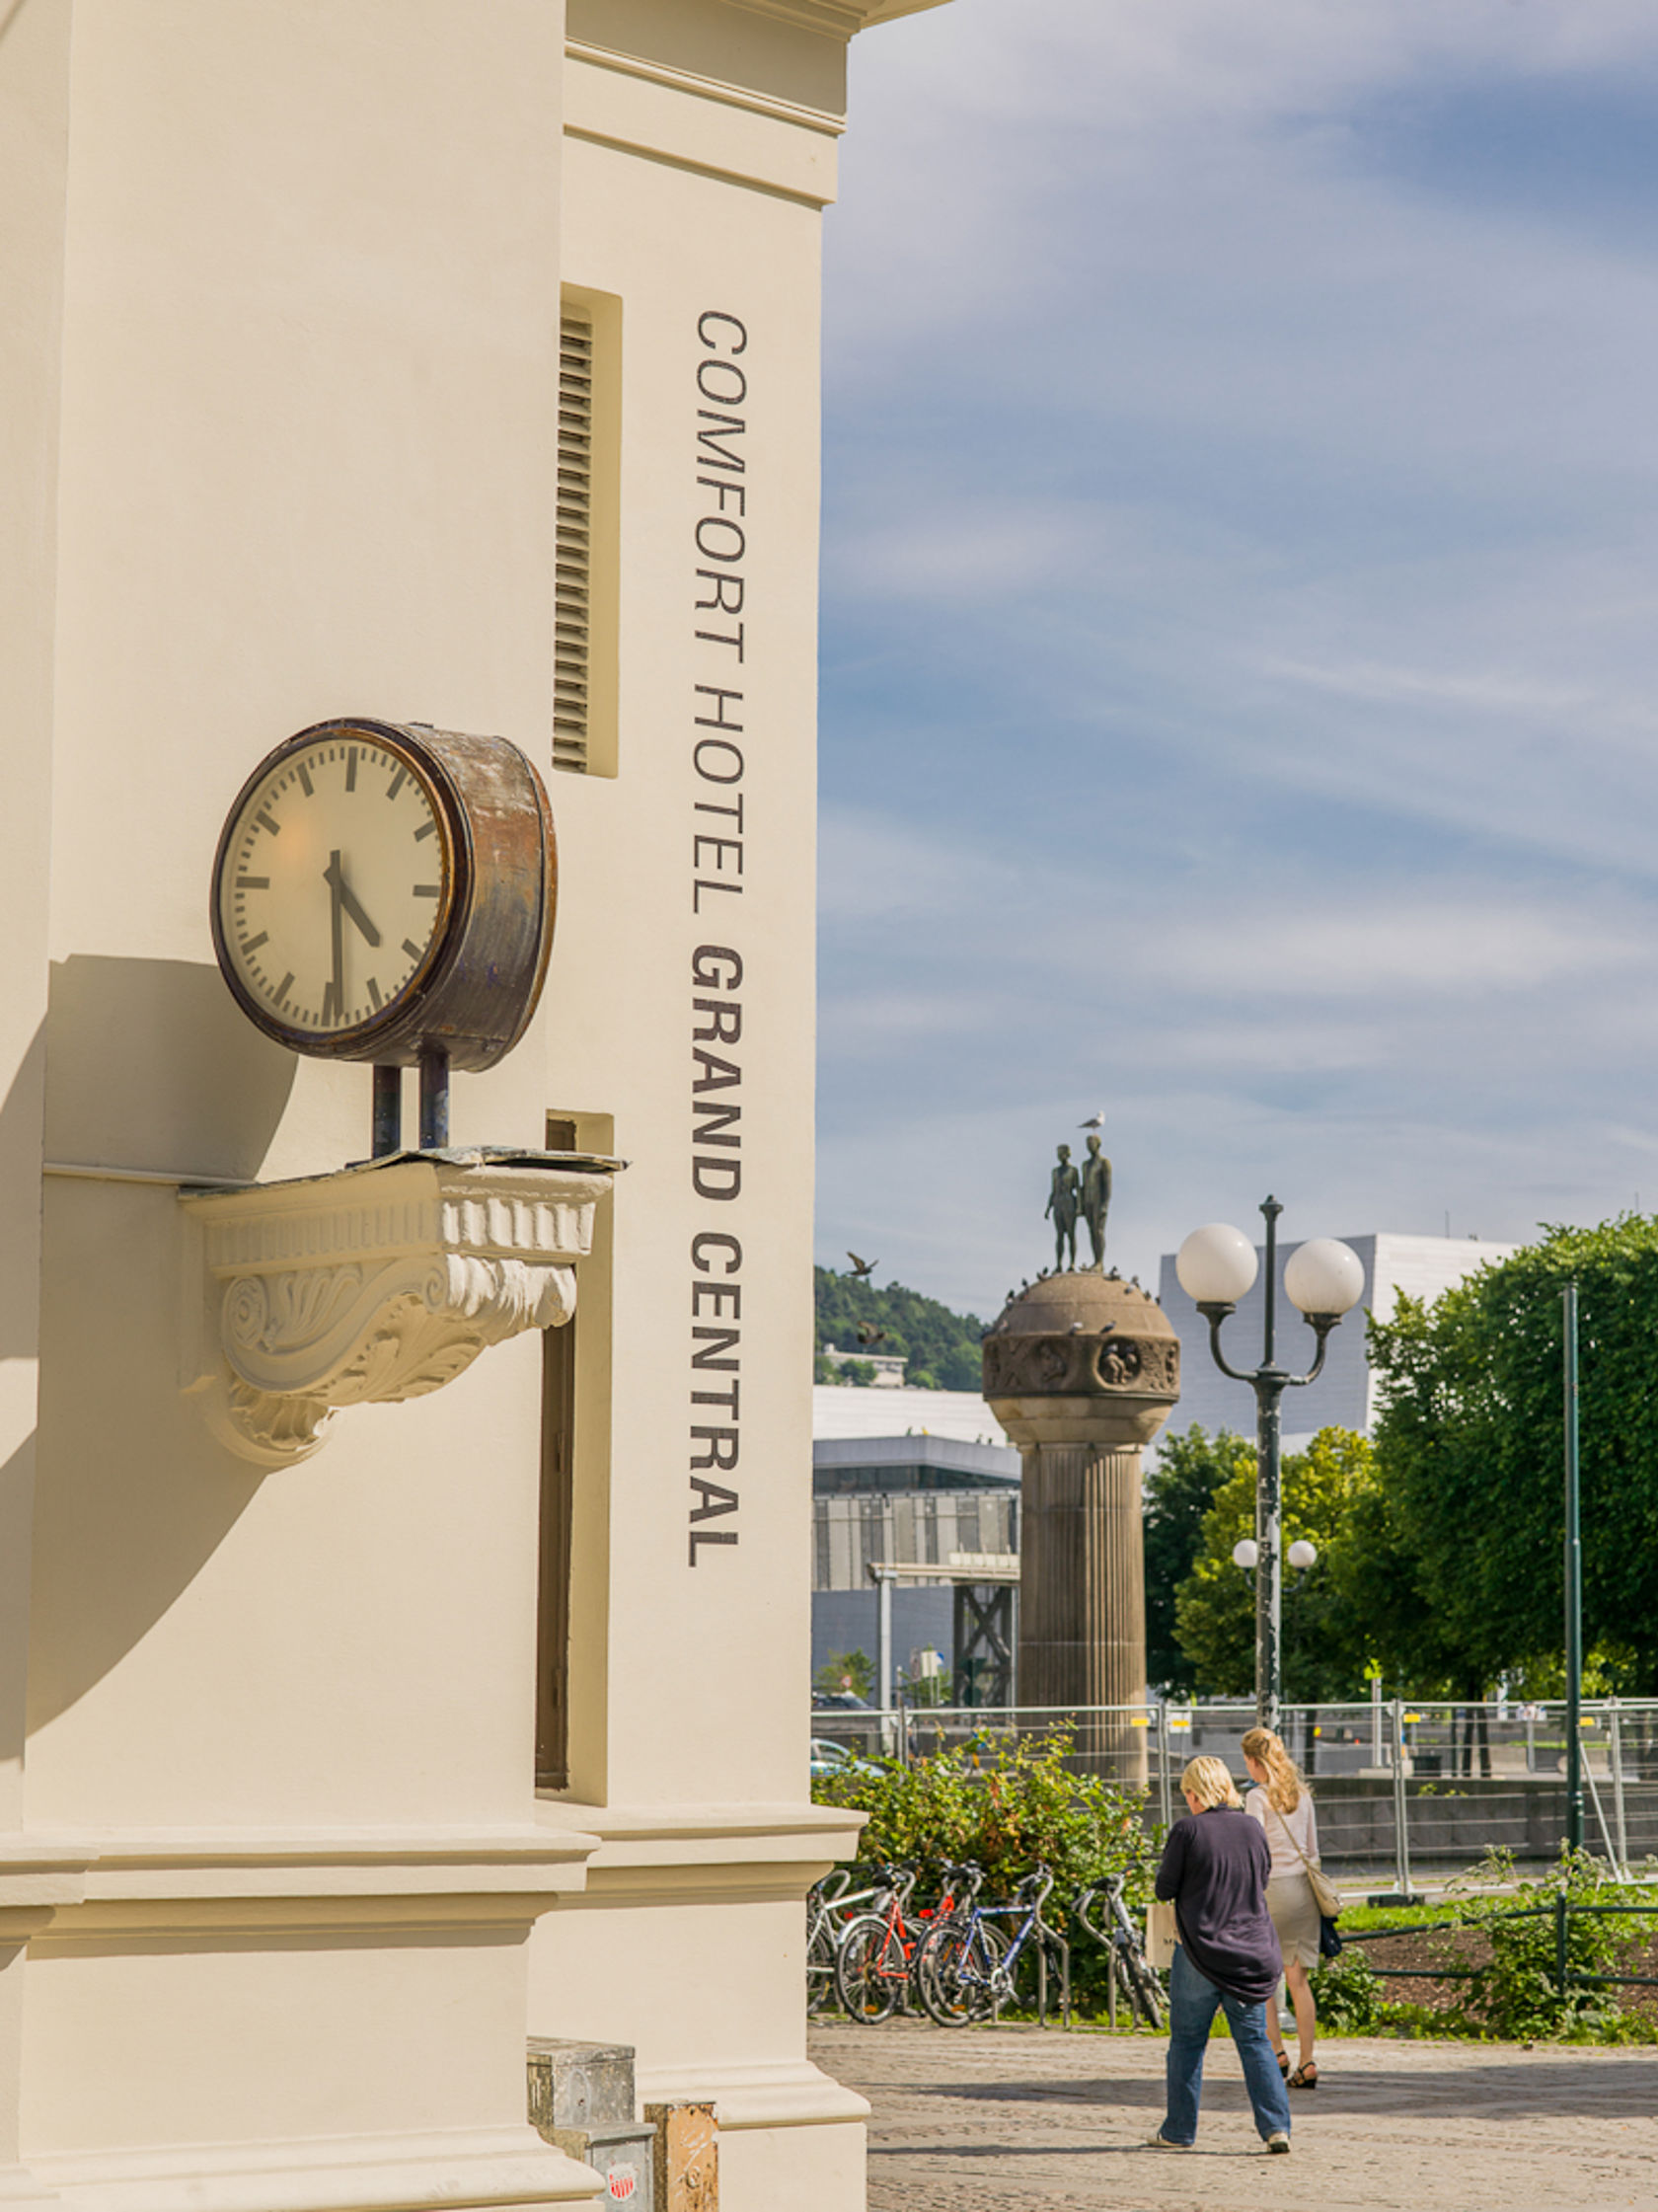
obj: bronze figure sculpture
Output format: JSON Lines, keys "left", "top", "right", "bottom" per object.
{"left": 1045, "top": 1143, "right": 1081, "bottom": 1272}
{"left": 1080, "top": 1131, "right": 1112, "bottom": 1269}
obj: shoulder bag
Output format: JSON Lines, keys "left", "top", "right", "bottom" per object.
{"left": 1268, "top": 1799, "right": 1344, "bottom": 1957}
{"left": 1145, "top": 1897, "right": 1178, "bottom": 1970}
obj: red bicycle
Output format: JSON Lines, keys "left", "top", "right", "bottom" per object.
{"left": 834, "top": 1861, "right": 982, "bottom": 2023}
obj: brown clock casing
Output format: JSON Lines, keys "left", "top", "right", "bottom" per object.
{"left": 210, "top": 717, "right": 556, "bottom": 1073}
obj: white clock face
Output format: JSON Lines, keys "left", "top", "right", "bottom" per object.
{"left": 216, "top": 732, "right": 451, "bottom": 1038}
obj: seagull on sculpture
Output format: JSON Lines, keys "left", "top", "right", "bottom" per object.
{"left": 846, "top": 1252, "right": 877, "bottom": 1280}
{"left": 1078, "top": 1110, "right": 1106, "bottom": 1130}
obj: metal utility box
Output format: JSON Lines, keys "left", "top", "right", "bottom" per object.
{"left": 556, "top": 2120, "right": 655, "bottom": 2205}
{"left": 528, "top": 2038, "right": 637, "bottom": 2133}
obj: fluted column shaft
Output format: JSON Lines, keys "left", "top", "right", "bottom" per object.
{"left": 1018, "top": 1441, "right": 1147, "bottom": 1782}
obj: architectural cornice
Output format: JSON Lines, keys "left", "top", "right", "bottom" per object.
{"left": 181, "top": 1149, "right": 619, "bottom": 1465}
{"left": 565, "top": 39, "right": 844, "bottom": 136}
{"left": 721, "top": 0, "right": 950, "bottom": 32}
{"left": 533, "top": 1798, "right": 864, "bottom": 1907}
{"left": 2, "top": 1825, "right": 605, "bottom": 1943}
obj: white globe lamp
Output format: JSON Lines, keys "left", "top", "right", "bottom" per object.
{"left": 1175, "top": 1223, "right": 1258, "bottom": 1309}
{"left": 1287, "top": 1539, "right": 1319, "bottom": 1572}
{"left": 1283, "top": 1237, "right": 1364, "bottom": 1320}
{"left": 1232, "top": 1537, "right": 1259, "bottom": 1570}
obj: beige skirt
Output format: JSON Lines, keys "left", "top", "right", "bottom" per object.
{"left": 1266, "top": 1871, "right": 1321, "bottom": 1970}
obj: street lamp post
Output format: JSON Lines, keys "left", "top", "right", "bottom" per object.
{"left": 1177, "top": 1197, "right": 1363, "bottom": 1733}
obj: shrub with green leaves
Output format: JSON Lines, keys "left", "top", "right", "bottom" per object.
{"left": 811, "top": 1730, "right": 1159, "bottom": 2021}
{"left": 1308, "top": 1946, "right": 1383, "bottom": 2032}
{"left": 1458, "top": 1852, "right": 1648, "bottom": 2040}
{"left": 811, "top": 1728, "right": 1153, "bottom": 1897}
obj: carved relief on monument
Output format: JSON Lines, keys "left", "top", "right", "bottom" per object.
{"left": 1093, "top": 1333, "right": 1180, "bottom": 1393}
{"left": 982, "top": 1333, "right": 1080, "bottom": 1397}
{"left": 1095, "top": 1335, "right": 1142, "bottom": 1387}
{"left": 983, "top": 1324, "right": 1181, "bottom": 1401}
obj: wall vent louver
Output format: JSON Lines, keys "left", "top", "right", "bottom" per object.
{"left": 554, "top": 310, "right": 594, "bottom": 774}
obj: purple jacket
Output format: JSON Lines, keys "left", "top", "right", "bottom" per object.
{"left": 1155, "top": 1805, "right": 1282, "bottom": 2005}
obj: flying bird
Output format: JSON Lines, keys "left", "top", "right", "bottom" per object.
{"left": 846, "top": 1252, "right": 877, "bottom": 1279}
{"left": 1078, "top": 1110, "right": 1106, "bottom": 1130}
{"left": 856, "top": 1324, "right": 889, "bottom": 1346}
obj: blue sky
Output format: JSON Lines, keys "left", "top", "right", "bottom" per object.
{"left": 813, "top": 0, "right": 1658, "bottom": 1320}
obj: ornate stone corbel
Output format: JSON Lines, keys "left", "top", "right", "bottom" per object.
{"left": 181, "top": 1149, "right": 620, "bottom": 1466}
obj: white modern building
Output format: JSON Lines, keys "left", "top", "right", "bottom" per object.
{"left": 1157, "top": 1232, "right": 1521, "bottom": 1449}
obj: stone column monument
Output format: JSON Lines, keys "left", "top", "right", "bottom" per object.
{"left": 983, "top": 1254, "right": 1180, "bottom": 1783}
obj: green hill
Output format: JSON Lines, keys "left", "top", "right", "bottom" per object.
{"left": 813, "top": 1265, "right": 987, "bottom": 1391}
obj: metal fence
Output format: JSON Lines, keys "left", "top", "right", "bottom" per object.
{"left": 811, "top": 1695, "right": 1658, "bottom": 1895}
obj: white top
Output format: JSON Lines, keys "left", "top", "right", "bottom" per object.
{"left": 1245, "top": 1786, "right": 1319, "bottom": 1878}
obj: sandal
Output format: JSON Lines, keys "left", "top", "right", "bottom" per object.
{"left": 1288, "top": 2061, "right": 1319, "bottom": 2090}
{"left": 1275, "top": 2051, "right": 1291, "bottom": 2078}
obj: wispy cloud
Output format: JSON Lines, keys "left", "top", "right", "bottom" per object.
{"left": 816, "top": 3, "right": 1658, "bottom": 1313}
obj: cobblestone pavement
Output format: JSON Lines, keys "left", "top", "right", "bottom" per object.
{"left": 810, "top": 2019, "right": 1658, "bottom": 2211}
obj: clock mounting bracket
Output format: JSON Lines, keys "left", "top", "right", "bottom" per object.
{"left": 180, "top": 1148, "right": 622, "bottom": 1467}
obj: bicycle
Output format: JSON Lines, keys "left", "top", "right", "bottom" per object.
{"left": 1074, "top": 1873, "right": 1166, "bottom": 2030}
{"left": 805, "top": 1869, "right": 859, "bottom": 2016}
{"left": 806, "top": 1865, "right": 902, "bottom": 2014}
{"left": 833, "top": 1861, "right": 980, "bottom": 2024}
{"left": 916, "top": 1865, "right": 1070, "bottom": 2027}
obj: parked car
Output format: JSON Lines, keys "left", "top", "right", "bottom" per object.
{"left": 811, "top": 1690, "right": 871, "bottom": 1711}
{"left": 810, "top": 1738, "right": 877, "bottom": 1779}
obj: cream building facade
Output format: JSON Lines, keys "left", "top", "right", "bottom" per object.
{"left": 1, "top": 3, "right": 949, "bottom": 2207}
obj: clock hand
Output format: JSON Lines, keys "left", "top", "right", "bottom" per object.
{"left": 326, "top": 850, "right": 345, "bottom": 1024}
{"left": 335, "top": 868, "right": 382, "bottom": 949}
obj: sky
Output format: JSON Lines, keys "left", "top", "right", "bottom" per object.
{"left": 813, "top": 0, "right": 1658, "bottom": 1322}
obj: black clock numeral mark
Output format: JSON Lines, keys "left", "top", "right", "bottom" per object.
{"left": 402, "top": 938, "right": 423, "bottom": 961}
{"left": 237, "top": 875, "right": 269, "bottom": 890}
{"left": 321, "top": 981, "right": 338, "bottom": 1026}
{"left": 414, "top": 819, "right": 436, "bottom": 841}
{"left": 414, "top": 884, "right": 440, "bottom": 897}
{"left": 255, "top": 808, "right": 279, "bottom": 836}
{"left": 241, "top": 932, "right": 268, "bottom": 956}
{"left": 345, "top": 747, "right": 358, "bottom": 792}
{"left": 274, "top": 971, "right": 295, "bottom": 1007}
{"left": 366, "top": 976, "right": 382, "bottom": 1011}
{"left": 297, "top": 763, "right": 315, "bottom": 798}
{"left": 387, "top": 767, "right": 407, "bottom": 801}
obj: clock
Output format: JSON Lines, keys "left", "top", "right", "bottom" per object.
{"left": 210, "top": 717, "right": 555, "bottom": 1073}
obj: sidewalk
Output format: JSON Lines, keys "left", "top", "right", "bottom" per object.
{"left": 810, "top": 2019, "right": 1658, "bottom": 2211}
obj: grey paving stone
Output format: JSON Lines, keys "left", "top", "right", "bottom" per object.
{"left": 810, "top": 2018, "right": 1658, "bottom": 2211}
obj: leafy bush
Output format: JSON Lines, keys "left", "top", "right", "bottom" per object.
{"left": 1308, "top": 1946, "right": 1383, "bottom": 2031}
{"left": 1458, "top": 1852, "right": 1648, "bottom": 2040}
{"left": 1315, "top": 1852, "right": 1658, "bottom": 2045}
{"left": 811, "top": 1730, "right": 1159, "bottom": 2021}
{"left": 811, "top": 1729, "right": 1154, "bottom": 1897}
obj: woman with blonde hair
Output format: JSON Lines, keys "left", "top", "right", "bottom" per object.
{"left": 1241, "top": 1726, "right": 1321, "bottom": 2088}
{"left": 1147, "top": 1754, "right": 1291, "bottom": 2154}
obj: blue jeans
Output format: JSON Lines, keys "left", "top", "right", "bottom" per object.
{"left": 1161, "top": 1944, "right": 1292, "bottom": 2146}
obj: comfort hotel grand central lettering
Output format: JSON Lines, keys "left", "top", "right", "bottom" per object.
{"left": 688, "top": 310, "right": 749, "bottom": 1564}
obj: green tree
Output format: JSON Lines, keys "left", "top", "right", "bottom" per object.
{"left": 1143, "top": 1426, "right": 1252, "bottom": 1693}
{"left": 814, "top": 1648, "right": 873, "bottom": 1699}
{"left": 1173, "top": 1426, "right": 1380, "bottom": 1701}
{"left": 813, "top": 1265, "right": 987, "bottom": 1391}
{"left": 1368, "top": 1218, "right": 1658, "bottom": 1693}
